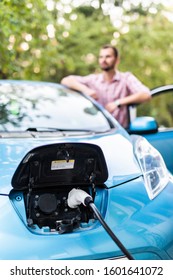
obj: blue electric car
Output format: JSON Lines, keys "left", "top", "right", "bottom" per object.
{"left": 0, "top": 80, "right": 173, "bottom": 260}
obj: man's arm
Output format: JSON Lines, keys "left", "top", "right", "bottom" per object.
{"left": 60, "top": 76, "right": 98, "bottom": 99}
{"left": 105, "top": 91, "right": 151, "bottom": 114}
{"left": 106, "top": 72, "right": 151, "bottom": 114}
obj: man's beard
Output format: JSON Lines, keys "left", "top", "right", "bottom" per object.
{"left": 100, "top": 64, "right": 115, "bottom": 71}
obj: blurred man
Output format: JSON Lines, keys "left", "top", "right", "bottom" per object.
{"left": 61, "top": 44, "right": 151, "bottom": 128}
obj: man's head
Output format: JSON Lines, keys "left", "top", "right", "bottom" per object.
{"left": 98, "top": 45, "right": 119, "bottom": 72}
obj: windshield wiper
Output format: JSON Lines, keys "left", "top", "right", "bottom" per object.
{"left": 26, "top": 127, "right": 100, "bottom": 133}
{"left": 0, "top": 127, "right": 108, "bottom": 138}
{"left": 26, "top": 127, "right": 61, "bottom": 132}
{"left": 25, "top": 127, "right": 106, "bottom": 136}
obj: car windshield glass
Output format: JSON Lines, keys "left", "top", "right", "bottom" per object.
{"left": 0, "top": 82, "right": 111, "bottom": 132}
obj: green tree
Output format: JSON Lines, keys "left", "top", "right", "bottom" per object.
{"left": 117, "top": 12, "right": 173, "bottom": 88}
{"left": 0, "top": 0, "right": 173, "bottom": 88}
{"left": 57, "top": 5, "right": 115, "bottom": 79}
{"left": 0, "top": 0, "right": 64, "bottom": 81}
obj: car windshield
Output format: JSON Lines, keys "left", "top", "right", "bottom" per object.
{"left": 0, "top": 81, "right": 111, "bottom": 132}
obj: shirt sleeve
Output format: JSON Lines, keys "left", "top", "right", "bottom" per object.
{"left": 70, "top": 74, "right": 96, "bottom": 88}
{"left": 125, "top": 72, "right": 151, "bottom": 95}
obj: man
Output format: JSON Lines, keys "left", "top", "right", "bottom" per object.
{"left": 61, "top": 44, "right": 151, "bottom": 128}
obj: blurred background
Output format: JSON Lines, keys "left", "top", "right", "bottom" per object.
{"left": 0, "top": 0, "right": 173, "bottom": 89}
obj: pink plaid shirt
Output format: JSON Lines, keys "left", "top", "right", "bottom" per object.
{"left": 74, "top": 71, "right": 150, "bottom": 128}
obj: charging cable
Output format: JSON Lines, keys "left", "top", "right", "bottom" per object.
{"left": 67, "top": 188, "right": 134, "bottom": 260}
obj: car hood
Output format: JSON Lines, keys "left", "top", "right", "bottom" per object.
{"left": 0, "top": 131, "right": 142, "bottom": 194}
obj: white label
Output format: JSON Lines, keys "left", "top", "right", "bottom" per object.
{"left": 51, "top": 159, "right": 75, "bottom": 170}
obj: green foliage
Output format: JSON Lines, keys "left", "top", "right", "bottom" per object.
{"left": 0, "top": 0, "right": 62, "bottom": 81}
{"left": 0, "top": 0, "right": 173, "bottom": 90}
{"left": 117, "top": 13, "right": 173, "bottom": 88}
{"left": 58, "top": 8, "right": 115, "bottom": 78}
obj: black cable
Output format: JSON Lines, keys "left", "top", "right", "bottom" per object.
{"left": 87, "top": 201, "right": 134, "bottom": 260}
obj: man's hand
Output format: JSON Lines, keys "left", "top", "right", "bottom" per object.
{"left": 105, "top": 101, "right": 118, "bottom": 113}
{"left": 84, "top": 88, "right": 98, "bottom": 100}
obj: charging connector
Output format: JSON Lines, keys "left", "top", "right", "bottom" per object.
{"left": 67, "top": 188, "right": 93, "bottom": 208}
{"left": 67, "top": 188, "right": 134, "bottom": 260}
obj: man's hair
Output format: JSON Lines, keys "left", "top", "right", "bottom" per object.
{"left": 101, "top": 44, "right": 119, "bottom": 58}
